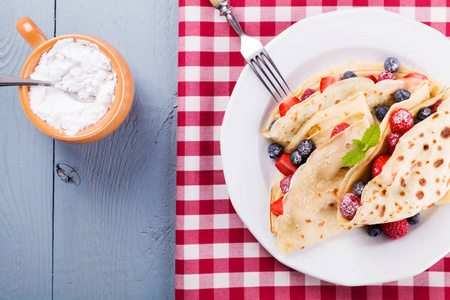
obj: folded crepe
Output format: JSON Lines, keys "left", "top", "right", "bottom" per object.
{"left": 337, "top": 90, "right": 450, "bottom": 226}
{"left": 274, "top": 118, "right": 371, "bottom": 254}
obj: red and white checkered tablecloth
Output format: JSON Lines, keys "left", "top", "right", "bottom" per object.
{"left": 176, "top": 0, "right": 450, "bottom": 298}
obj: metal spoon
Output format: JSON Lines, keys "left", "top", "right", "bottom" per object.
{"left": 0, "top": 74, "right": 95, "bottom": 103}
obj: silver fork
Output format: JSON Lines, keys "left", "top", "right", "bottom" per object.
{"left": 209, "top": 0, "right": 291, "bottom": 102}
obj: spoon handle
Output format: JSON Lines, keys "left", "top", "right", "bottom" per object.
{"left": 0, "top": 74, "right": 53, "bottom": 87}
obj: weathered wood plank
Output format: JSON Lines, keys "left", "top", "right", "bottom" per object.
{"left": 53, "top": 0, "right": 178, "bottom": 299}
{"left": 0, "top": 1, "right": 54, "bottom": 299}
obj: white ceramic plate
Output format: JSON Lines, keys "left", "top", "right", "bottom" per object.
{"left": 221, "top": 8, "right": 450, "bottom": 286}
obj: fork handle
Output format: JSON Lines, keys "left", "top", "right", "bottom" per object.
{"left": 210, "top": 0, "right": 245, "bottom": 37}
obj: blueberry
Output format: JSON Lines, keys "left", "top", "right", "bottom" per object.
{"left": 384, "top": 57, "right": 400, "bottom": 73}
{"left": 289, "top": 150, "right": 303, "bottom": 167}
{"left": 366, "top": 224, "right": 382, "bottom": 237}
{"left": 407, "top": 213, "right": 421, "bottom": 225}
{"left": 353, "top": 181, "right": 365, "bottom": 197}
{"left": 418, "top": 107, "right": 432, "bottom": 121}
{"left": 268, "top": 143, "right": 284, "bottom": 159}
{"left": 375, "top": 105, "right": 390, "bottom": 122}
{"left": 394, "top": 89, "right": 411, "bottom": 102}
{"left": 269, "top": 120, "right": 276, "bottom": 131}
{"left": 342, "top": 71, "right": 357, "bottom": 80}
{"left": 297, "top": 139, "right": 316, "bottom": 158}
{"left": 414, "top": 118, "right": 421, "bottom": 125}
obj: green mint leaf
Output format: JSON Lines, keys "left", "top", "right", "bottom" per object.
{"left": 360, "top": 124, "right": 381, "bottom": 150}
{"left": 342, "top": 148, "right": 366, "bottom": 167}
{"left": 352, "top": 139, "right": 365, "bottom": 150}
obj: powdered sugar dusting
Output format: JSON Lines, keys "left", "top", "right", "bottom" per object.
{"left": 29, "top": 38, "right": 117, "bottom": 136}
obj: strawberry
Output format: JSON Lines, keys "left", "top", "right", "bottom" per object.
{"left": 381, "top": 219, "right": 409, "bottom": 240}
{"left": 404, "top": 72, "right": 428, "bottom": 80}
{"left": 270, "top": 197, "right": 284, "bottom": 216}
{"left": 364, "top": 75, "right": 378, "bottom": 83}
{"left": 320, "top": 74, "right": 341, "bottom": 93}
{"left": 389, "top": 108, "right": 414, "bottom": 135}
{"left": 280, "top": 175, "right": 292, "bottom": 193}
{"left": 279, "top": 97, "right": 301, "bottom": 117}
{"left": 331, "top": 123, "right": 350, "bottom": 138}
{"left": 372, "top": 154, "right": 391, "bottom": 178}
{"left": 300, "top": 88, "right": 316, "bottom": 101}
{"left": 275, "top": 153, "right": 297, "bottom": 176}
{"left": 431, "top": 99, "right": 443, "bottom": 113}
{"left": 386, "top": 133, "right": 402, "bottom": 154}
{"left": 378, "top": 71, "right": 396, "bottom": 81}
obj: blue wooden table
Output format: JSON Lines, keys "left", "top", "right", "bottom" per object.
{"left": 0, "top": 1, "right": 178, "bottom": 299}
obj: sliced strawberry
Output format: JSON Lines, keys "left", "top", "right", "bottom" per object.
{"left": 432, "top": 99, "right": 443, "bottom": 113}
{"left": 275, "top": 153, "right": 297, "bottom": 176}
{"left": 270, "top": 197, "right": 284, "bottom": 216}
{"left": 320, "top": 74, "right": 341, "bottom": 93}
{"left": 404, "top": 72, "right": 428, "bottom": 80}
{"left": 279, "top": 97, "right": 301, "bottom": 117}
{"left": 364, "top": 75, "right": 378, "bottom": 83}
{"left": 372, "top": 154, "right": 391, "bottom": 178}
{"left": 300, "top": 88, "right": 316, "bottom": 101}
{"left": 331, "top": 123, "right": 350, "bottom": 138}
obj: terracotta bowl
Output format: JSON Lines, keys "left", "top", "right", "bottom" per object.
{"left": 16, "top": 17, "right": 134, "bottom": 144}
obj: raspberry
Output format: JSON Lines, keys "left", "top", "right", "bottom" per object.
{"left": 389, "top": 108, "right": 414, "bottom": 135}
{"left": 339, "top": 193, "right": 361, "bottom": 220}
{"left": 431, "top": 99, "right": 443, "bottom": 113}
{"left": 381, "top": 219, "right": 409, "bottom": 240}
{"left": 378, "top": 71, "right": 396, "bottom": 81}
{"left": 387, "top": 133, "right": 401, "bottom": 154}
{"left": 300, "top": 88, "right": 316, "bottom": 101}
{"left": 331, "top": 123, "right": 350, "bottom": 138}
{"left": 280, "top": 175, "right": 292, "bottom": 194}
{"left": 372, "top": 154, "right": 391, "bottom": 178}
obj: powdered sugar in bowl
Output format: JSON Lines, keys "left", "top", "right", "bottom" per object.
{"left": 16, "top": 17, "right": 134, "bottom": 144}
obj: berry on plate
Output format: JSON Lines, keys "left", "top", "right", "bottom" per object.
{"left": 384, "top": 57, "right": 400, "bottom": 73}
{"left": 366, "top": 224, "right": 382, "bottom": 237}
{"left": 407, "top": 213, "right": 421, "bottom": 225}
{"left": 320, "top": 74, "right": 341, "bottom": 93}
{"left": 297, "top": 139, "right": 316, "bottom": 158}
{"left": 375, "top": 105, "right": 389, "bottom": 122}
{"left": 381, "top": 219, "right": 409, "bottom": 240}
{"left": 404, "top": 72, "right": 428, "bottom": 80}
{"left": 394, "top": 89, "right": 411, "bottom": 102}
{"left": 275, "top": 153, "right": 297, "bottom": 176}
{"left": 386, "top": 133, "right": 402, "bottom": 154}
{"left": 342, "top": 71, "right": 357, "bottom": 80}
{"left": 389, "top": 108, "right": 414, "bottom": 135}
{"left": 268, "top": 143, "right": 284, "bottom": 159}
{"left": 270, "top": 197, "right": 284, "bottom": 216}
{"left": 378, "top": 71, "right": 396, "bottom": 81}
{"left": 431, "top": 99, "right": 443, "bottom": 113}
{"left": 339, "top": 193, "right": 362, "bottom": 220}
{"left": 418, "top": 107, "right": 432, "bottom": 121}
{"left": 279, "top": 97, "right": 301, "bottom": 117}
{"left": 300, "top": 88, "right": 316, "bottom": 101}
{"left": 353, "top": 181, "right": 366, "bottom": 197}
{"left": 289, "top": 150, "right": 303, "bottom": 167}
{"left": 331, "top": 123, "right": 350, "bottom": 138}
{"left": 280, "top": 175, "right": 292, "bottom": 194}
{"left": 372, "top": 154, "right": 391, "bottom": 178}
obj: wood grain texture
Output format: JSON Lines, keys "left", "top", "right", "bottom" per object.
{"left": 0, "top": 1, "right": 54, "bottom": 299}
{"left": 53, "top": 1, "right": 178, "bottom": 299}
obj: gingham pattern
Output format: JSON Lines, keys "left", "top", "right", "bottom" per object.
{"left": 176, "top": 0, "right": 450, "bottom": 298}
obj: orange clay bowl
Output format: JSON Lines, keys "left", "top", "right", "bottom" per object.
{"left": 16, "top": 17, "right": 134, "bottom": 144}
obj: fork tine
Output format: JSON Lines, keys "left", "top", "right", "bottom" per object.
{"left": 248, "top": 59, "right": 281, "bottom": 102}
{"left": 260, "top": 50, "right": 291, "bottom": 95}
{"left": 250, "top": 57, "right": 284, "bottom": 101}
